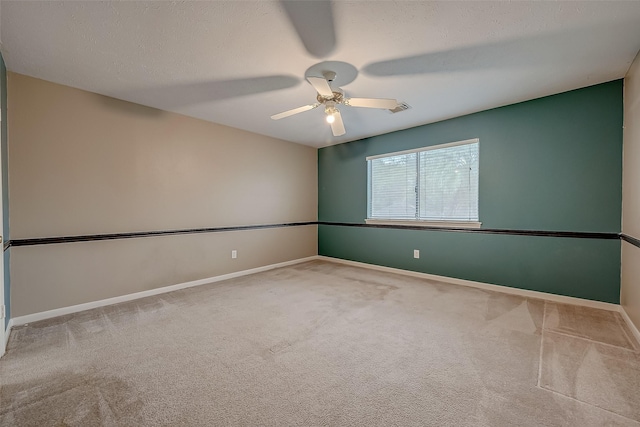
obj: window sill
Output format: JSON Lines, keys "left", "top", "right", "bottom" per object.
{"left": 365, "top": 219, "right": 482, "bottom": 229}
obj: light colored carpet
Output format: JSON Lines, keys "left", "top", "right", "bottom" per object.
{"left": 1, "top": 260, "right": 639, "bottom": 426}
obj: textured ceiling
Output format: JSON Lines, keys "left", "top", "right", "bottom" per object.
{"left": 2, "top": 1, "right": 640, "bottom": 148}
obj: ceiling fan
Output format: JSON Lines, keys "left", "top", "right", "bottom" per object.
{"left": 270, "top": 71, "right": 399, "bottom": 137}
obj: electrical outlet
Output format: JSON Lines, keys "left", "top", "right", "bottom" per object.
{"left": 413, "top": 249, "right": 420, "bottom": 259}
{"left": 231, "top": 250, "right": 237, "bottom": 259}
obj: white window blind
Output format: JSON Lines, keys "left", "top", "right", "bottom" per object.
{"left": 368, "top": 139, "right": 479, "bottom": 222}
{"left": 369, "top": 153, "right": 417, "bottom": 219}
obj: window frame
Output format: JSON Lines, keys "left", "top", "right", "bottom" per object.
{"left": 366, "top": 138, "right": 481, "bottom": 229}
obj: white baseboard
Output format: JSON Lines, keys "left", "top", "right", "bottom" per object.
{"left": 619, "top": 306, "right": 640, "bottom": 347}
{"left": 4, "top": 318, "right": 13, "bottom": 350}
{"left": 9, "top": 255, "right": 627, "bottom": 329}
{"left": 11, "top": 256, "right": 320, "bottom": 327}
{"left": 318, "top": 256, "right": 620, "bottom": 312}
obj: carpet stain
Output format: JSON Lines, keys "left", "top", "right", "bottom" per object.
{"left": 268, "top": 340, "right": 293, "bottom": 354}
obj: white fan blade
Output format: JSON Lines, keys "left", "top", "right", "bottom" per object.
{"left": 307, "top": 76, "right": 334, "bottom": 98}
{"left": 345, "top": 97, "right": 398, "bottom": 109}
{"left": 330, "top": 110, "right": 346, "bottom": 136}
{"left": 271, "top": 103, "right": 319, "bottom": 120}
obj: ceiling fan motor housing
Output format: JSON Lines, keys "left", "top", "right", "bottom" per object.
{"left": 322, "top": 70, "right": 337, "bottom": 82}
{"left": 317, "top": 90, "right": 344, "bottom": 104}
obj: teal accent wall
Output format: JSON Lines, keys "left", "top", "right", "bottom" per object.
{"left": 318, "top": 81, "right": 623, "bottom": 303}
{"left": 1, "top": 53, "right": 10, "bottom": 328}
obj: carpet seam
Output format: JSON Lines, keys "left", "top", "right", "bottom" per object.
{"left": 537, "top": 301, "right": 546, "bottom": 388}
{"left": 543, "top": 329, "right": 639, "bottom": 353}
{"left": 535, "top": 384, "right": 640, "bottom": 424}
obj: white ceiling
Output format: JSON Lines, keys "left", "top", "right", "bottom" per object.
{"left": 2, "top": 1, "right": 640, "bottom": 148}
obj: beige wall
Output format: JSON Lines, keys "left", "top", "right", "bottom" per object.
{"left": 8, "top": 73, "right": 318, "bottom": 316}
{"left": 622, "top": 50, "right": 640, "bottom": 332}
{"left": 11, "top": 226, "right": 316, "bottom": 316}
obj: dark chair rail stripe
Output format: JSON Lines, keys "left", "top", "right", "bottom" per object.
{"left": 3, "top": 222, "right": 635, "bottom": 248}
{"left": 621, "top": 233, "right": 640, "bottom": 248}
{"left": 318, "top": 222, "right": 619, "bottom": 240}
{"left": 10, "top": 222, "right": 317, "bottom": 247}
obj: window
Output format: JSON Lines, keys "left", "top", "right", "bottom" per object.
{"left": 367, "top": 138, "right": 480, "bottom": 227}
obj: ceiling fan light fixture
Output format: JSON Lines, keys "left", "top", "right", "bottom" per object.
{"left": 325, "top": 105, "right": 338, "bottom": 123}
{"left": 326, "top": 114, "right": 335, "bottom": 124}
